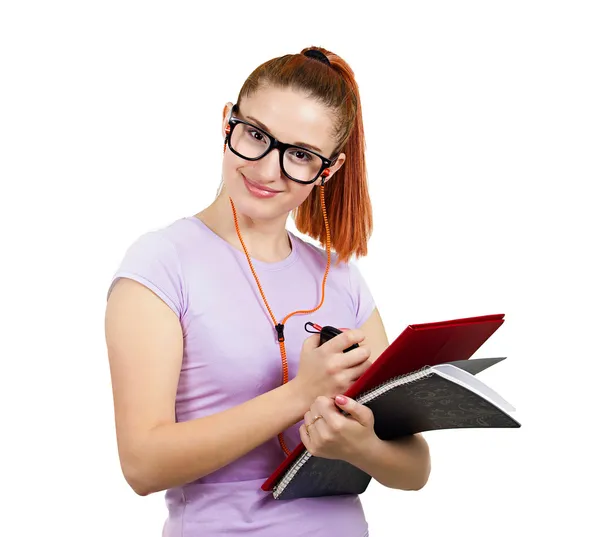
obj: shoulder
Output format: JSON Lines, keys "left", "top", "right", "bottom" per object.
{"left": 116, "top": 216, "right": 208, "bottom": 267}
{"left": 136, "top": 216, "right": 199, "bottom": 252}
{"left": 114, "top": 220, "right": 183, "bottom": 276}
{"left": 107, "top": 217, "right": 201, "bottom": 318}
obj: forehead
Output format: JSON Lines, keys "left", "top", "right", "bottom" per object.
{"left": 238, "top": 86, "right": 337, "bottom": 154}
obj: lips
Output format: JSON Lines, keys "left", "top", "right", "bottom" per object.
{"left": 242, "top": 174, "right": 282, "bottom": 198}
{"left": 243, "top": 175, "right": 281, "bottom": 193}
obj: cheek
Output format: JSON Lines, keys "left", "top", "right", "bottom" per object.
{"left": 286, "top": 182, "right": 315, "bottom": 207}
{"left": 222, "top": 154, "right": 240, "bottom": 180}
{"left": 221, "top": 158, "right": 249, "bottom": 194}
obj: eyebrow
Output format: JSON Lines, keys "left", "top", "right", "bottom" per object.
{"left": 246, "top": 115, "right": 324, "bottom": 154}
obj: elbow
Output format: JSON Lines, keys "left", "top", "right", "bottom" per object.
{"left": 410, "top": 470, "right": 430, "bottom": 491}
{"left": 409, "top": 435, "right": 431, "bottom": 491}
{"left": 410, "top": 457, "right": 432, "bottom": 491}
{"left": 395, "top": 443, "right": 431, "bottom": 491}
{"left": 396, "top": 467, "right": 430, "bottom": 492}
{"left": 120, "top": 449, "right": 162, "bottom": 497}
{"left": 122, "top": 462, "right": 154, "bottom": 497}
{"left": 379, "top": 459, "right": 431, "bottom": 491}
{"left": 126, "top": 474, "right": 153, "bottom": 497}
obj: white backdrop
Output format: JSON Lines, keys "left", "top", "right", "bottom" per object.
{"left": 1, "top": 1, "right": 598, "bottom": 536}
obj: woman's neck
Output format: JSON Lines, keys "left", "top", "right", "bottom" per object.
{"left": 196, "top": 191, "right": 292, "bottom": 263}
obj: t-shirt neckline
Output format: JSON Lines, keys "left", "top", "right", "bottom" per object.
{"left": 186, "top": 216, "right": 300, "bottom": 272}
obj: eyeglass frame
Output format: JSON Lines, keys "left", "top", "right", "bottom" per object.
{"left": 224, "top": 104, "right": 339, "bottom": 185}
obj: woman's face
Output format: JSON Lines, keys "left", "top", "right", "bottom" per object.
{"left": 221, "top": 86, "right": 345, "bottom": 223}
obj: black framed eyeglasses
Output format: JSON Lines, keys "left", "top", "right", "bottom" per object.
{"left": 225, "top": 104, "right": 338, "bottom": 184}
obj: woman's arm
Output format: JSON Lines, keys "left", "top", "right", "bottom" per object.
{"left": 354, "top": 308, "right": 432, "bottom": 490}
{"left": 105, "top": 278, "right": 309, "bottom": 496}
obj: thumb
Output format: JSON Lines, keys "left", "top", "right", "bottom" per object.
{"left": 334, "top": 395, "right": 372, "bottom": 426}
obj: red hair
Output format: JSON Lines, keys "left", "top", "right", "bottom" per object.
{"left": 235, "top": 46, "right": 373, "bottom": 264}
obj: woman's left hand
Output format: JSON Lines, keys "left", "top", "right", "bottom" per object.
{"left": 299, "top": 394, "right": 377, "bottom": 462}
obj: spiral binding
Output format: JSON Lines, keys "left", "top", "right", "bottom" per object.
{"left": 356, "top": 366, "right": 433, "bottom": 405}
{"left": 272, "top": 366, "right": 435, "bottom": 498}
{"left": 273, "top": 449, "right": 313, "bottom": 499}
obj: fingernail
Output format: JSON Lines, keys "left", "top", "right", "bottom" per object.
{"left": 335, "top": 395, "right": 347, "bottom": 405}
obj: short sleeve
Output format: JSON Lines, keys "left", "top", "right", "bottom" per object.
{"left": 107, "top": 231, "right": 186, "bottom": 319}
{"left": 347, "top": 260, "right": 376, "bottom": 327}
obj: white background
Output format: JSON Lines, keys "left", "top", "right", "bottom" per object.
{"left": 1, "top": 1, "right": 598, "bottom": 535}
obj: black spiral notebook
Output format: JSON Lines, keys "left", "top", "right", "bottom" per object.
{"left": 269, "top": 356, "right": 520, "bottom": 500}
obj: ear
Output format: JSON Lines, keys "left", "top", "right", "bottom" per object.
{"left": 222, "top": 102, "right": 234, "bottom": 139}
{"left": 320, "top": 152, "right": 346, "bottom": 184}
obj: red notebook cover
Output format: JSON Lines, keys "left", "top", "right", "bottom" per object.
{"left": 261, "top": 313, "right": 505, "bottom": 492}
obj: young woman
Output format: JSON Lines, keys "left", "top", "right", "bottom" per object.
{"left": 105, "top": 46, "right": 431, "bottom": 537}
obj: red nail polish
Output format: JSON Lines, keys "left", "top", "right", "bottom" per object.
{"left": 335, "top": 395, "right": 347, "bottom": 405}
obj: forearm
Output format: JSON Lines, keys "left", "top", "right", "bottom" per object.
{"left": 128, "top": 379, "right": 308, "bottom": 495}
{"left": 347, "top": 434, "right": 431, "bottom": 491}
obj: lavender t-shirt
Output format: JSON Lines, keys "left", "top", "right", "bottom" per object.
{"left": 108, "top": 216, "right": 376, "bottom": 537}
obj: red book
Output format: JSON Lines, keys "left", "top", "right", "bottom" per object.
{"left": 261, "top": 313, "right": 507, "bottom": 496}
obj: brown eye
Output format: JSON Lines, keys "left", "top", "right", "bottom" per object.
{"left": 248, "top": 129, "right": 267, "bottom": 143}
{"left": 291, "top": 150, "right": 313, "bottom": 163}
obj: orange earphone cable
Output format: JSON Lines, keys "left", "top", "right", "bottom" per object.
{"left": 229, "top": 184, "right": 331, "bottom": 456}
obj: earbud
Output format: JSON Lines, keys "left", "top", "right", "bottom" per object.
{"left": 320, "top": 168, "right": 330, "bottom": 186}
{"left": 223, "top": 125, "right": 230, "bottom": 153}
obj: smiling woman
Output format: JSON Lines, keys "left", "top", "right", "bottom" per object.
{"left": 104, "top": 46, "right": 430, "bottom": 537}
{"left": 214, "top": 86, "right": 346, "bottom": 233}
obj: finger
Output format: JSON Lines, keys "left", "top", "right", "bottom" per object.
{"left": 334, "top": 395, "right": 372, "bottom": 427}
{"left": 337, "top": 344, "right": 371, "bottom": 369}
{"left": 302, "top": 333, "right": 322, "bottom": 352}
{"left": 311, "top": 402, "right": 349, "bottom": 439}
{"left": 310, "top": 413, "right": 327, "bottom": 438}
{"left": 314, "top": 396, "right": 346, "bottom": 430}
{"left": 299, "top": 423, "right": 312, "bottom": 448}
{"left": 304, "top": 397, "right": 334, "bottom": 435}
{"left": 305, "top": 402, "right": 329, "bottom": 438}
{"left": 345, "top": 357, "right": 373, "bottom": 381}
{"left": 315, "top": 394, "right": 342, "bottom": 412}
{"left": 304, "top": 408, "right": 318, "bottom": 425}
{"left": 322, "top": 329, "right": 366, "bottom": 353}
{"left": 304, "top": 417, "right": 322, "bottom": 444}
{"left": 305, "top": 396, "right": 331, "bottom": 425}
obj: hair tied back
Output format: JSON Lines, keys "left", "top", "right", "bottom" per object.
{"left": 303, "top": 49, "right": 331, "bottom": 67}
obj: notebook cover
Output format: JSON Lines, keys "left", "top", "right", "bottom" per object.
{"left": 447, "top": 356, "right": 506, "bottom": 375}
{"left": 273, "top": 458, "right": 371, "bottom": 500}
{"left": 262, "top": 313, "right": 505, "bottom": 492}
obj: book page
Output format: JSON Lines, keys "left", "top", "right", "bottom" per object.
{"left": 432, "top": 364, "right": 516, "bottom": 413}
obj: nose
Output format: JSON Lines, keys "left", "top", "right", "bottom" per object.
{"left": 254, "top": 147, "right": 283, "bottom": 181}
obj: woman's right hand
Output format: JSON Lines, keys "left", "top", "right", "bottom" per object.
{"left": 293, "top": 330, "right": 372, "bottom": 405}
